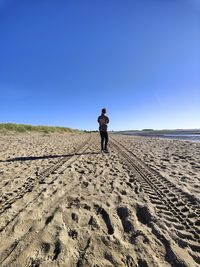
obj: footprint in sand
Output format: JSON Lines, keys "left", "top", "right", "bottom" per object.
{"left": 117, "top": 206, "right": 134, "bottom": 233}
{"left": 94, "top": 205, "right": 114, "bottom": 235}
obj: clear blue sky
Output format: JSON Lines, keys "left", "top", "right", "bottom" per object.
{"left": 0, "top": 0, "right": 199, "bottom": 130}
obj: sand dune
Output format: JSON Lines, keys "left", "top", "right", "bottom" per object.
{"left": 0, "top": 132, "right": 199, "bottom": 266}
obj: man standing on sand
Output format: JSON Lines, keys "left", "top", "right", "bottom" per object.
{"left": 98, "top": 108, "right": 109, "bottom": 153}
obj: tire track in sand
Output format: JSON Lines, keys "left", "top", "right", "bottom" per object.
{"left": 110, "top": 136, "right": 200, "bottom": 262}
{"left": 0, "top": 135, "right": 96, "bottom": 265}
{"left": 0, "top": 134, "right": 92, "bottom": 233}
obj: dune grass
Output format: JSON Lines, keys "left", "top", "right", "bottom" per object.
{"left": 0, "top": 123, "right": 81, "bottom": 134}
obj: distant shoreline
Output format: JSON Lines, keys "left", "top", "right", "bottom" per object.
{"left": 113, "top": 129, "right": 200, "bottom": 142}
{"left": 114, "top": 129, "right": 200, "bottom": 135}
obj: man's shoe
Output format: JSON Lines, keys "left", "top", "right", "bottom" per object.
{"left": 104, "top": 149, "right": 109, "bottom": 153}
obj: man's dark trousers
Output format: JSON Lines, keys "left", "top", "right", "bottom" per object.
{"left": 100, "top": 131, "right": 108, "bottom": 151}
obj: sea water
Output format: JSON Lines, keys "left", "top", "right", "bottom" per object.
{"left": 118, "top": 132, "right": 200, "bottom": 142}
{"left": 162, "top": 134, "right": 200, "bottom": 142}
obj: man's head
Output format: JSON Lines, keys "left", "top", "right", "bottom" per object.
{"left": 102, "top": 108, "right": 106, "bottom": 114}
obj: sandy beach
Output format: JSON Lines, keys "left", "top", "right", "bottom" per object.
{"left": 0, "top": 132, "right": 199, "bottom": 267}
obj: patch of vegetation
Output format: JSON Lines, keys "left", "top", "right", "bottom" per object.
{"left": 0, "top": 123, "right": 81, "bottom": 134}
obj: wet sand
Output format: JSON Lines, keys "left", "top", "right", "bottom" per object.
{"left": 0, "top": 132, "right": 199, "bottom": 266}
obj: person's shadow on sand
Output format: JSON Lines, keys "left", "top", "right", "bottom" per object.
{"left": 1, "top": 152, "right": 100, "bottom": 162}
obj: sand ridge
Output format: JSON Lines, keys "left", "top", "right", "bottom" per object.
{"left": 0, "top": 132, "right": 199, "bottom": 266}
